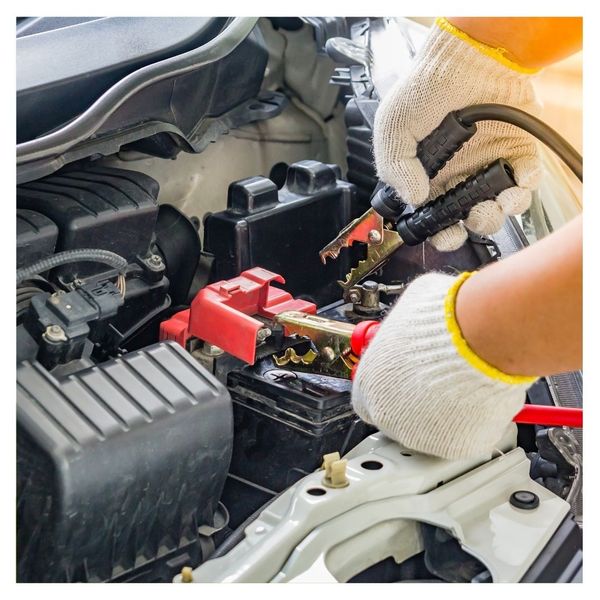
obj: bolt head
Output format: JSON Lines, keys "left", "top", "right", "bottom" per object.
{"left": 256, "top": 327, "right": 272, "bottom": 342}
{"left": 321, "top": 346, "right": 336, "bottom": 362}
{"left": 147, "top": 254, "right": 164, "bottom": 270}
{"left": 368, "top": 229, "right": 382, "bottom": 244}
{"left": 202, "top": 343, "right": 224, "bottom": 356}
{"left": 44, "top": 324, "right": 66, "bottom": 343}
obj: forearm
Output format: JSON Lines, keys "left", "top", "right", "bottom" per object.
{"left": 456, "top": 214, "right": 582, "bottom": 376}
{"left": 447, "top": 17, "right": 582, "bottom": 69}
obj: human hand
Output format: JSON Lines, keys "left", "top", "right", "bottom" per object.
{"left": 373, "top": 18, "right": 542, "bottom": 251}
{"left": 351, "top": 271, "right": 537, "bottom": 459}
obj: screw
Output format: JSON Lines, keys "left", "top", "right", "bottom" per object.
{"left": 348, "top": 288, "right": 361, "bottom": 303}
{"left": 321, "top": 346, "right": 336, "bottom": 362}
{"left": 148, "top": 254, "right": 163, "bottom": 268}
{"left": 44, "top": 324, "right": 66, "bottom": 343}
{"left": 256, "top": 327, "right": 272, "bottom": 342}
{"left": 368, "top": 229, "right": 382, "bottom": 244}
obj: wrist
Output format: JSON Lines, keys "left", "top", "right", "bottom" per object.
{"left": 451, "top": 272, "right": 538, "bottom": 383}
{"left": 437, "top": 17, "right": 540, "bottom": 75}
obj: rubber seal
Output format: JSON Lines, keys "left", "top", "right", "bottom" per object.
{"left": 510, "top": 490, "right": 540, "bottom": 510}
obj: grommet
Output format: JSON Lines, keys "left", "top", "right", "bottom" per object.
{"left": 510, "top": 490, "right": 539, "bottom": 510}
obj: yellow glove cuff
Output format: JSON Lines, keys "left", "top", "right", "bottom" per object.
{"left": 444, "top": 271, "right": 538, "bottom": 385}
{"left": 435, "top": 17, "right": 540, "bottom": 75}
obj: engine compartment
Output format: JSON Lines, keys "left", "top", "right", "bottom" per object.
{"left": 15, "top": 17, "right": 582, "bottom": 583}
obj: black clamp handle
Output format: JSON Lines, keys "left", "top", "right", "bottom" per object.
{"left": 371, "top": 111, "right": 477, "bottom": 219}
{"left": 417, "top": 111, "right": 477, "bottom": 177}
{"left": 396, "top": 159, "right": 516, "bottom": 246}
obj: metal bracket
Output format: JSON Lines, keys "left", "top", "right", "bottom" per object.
{"left": 181, "top": 428, "right": 570, "bottom": 583}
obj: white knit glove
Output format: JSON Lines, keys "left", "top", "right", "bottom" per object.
{"left": 351, "top": 272, "right": 538, "bottom": 460}
{"left": 373, "top": 18, "right": 543, "bottom": 251}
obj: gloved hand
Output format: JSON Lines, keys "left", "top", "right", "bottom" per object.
{"left": 373, "top": 18, "right": 543, "bottom": 251}
{"left": 351, "top": 272, "right": 538, "bottom": 460}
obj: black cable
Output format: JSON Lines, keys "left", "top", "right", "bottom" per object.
{"left": 16, "top": 293, "right": 40, "bottom": 304}
{"left": 16, "top": 249, "right": 127, "bottom": 285}
{"left": 17, "top": 287, "right": 43, "bottom": 301}
{"left": 457, "top": 104, "right": 582, "bottom": 182}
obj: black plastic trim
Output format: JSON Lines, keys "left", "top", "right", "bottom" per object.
{"left": 520, "top": 515, "right": 582, "bottom": 582}
{"left": 17, "top": 18, "right": 258, "bottom": 166}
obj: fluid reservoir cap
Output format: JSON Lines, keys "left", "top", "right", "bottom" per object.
{"left": 510, "top": 490, "right": 540, "bottom": 510}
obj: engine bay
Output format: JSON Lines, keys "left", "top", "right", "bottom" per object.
{"left": 15, "top": 17, "right": 582, "bottom": 583}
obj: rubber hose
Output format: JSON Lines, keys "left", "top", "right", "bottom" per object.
{"left": 16, "top": 249, "right": 127, "bottom": 285}
{"left": 457, "top": 103, "right": 582, "bottom": 182}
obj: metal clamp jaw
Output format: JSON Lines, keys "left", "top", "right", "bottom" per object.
{"left": 273, "top": 311, "right": 358, "bottom": 378}
{"left": 272, "top": 311, "right": 381, "bottom": 379}
{"left": 320, "top": 160, "right": 517, "bottom": 292}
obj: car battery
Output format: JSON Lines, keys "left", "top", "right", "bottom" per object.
{"left": 222, "top": 354, "right": 373, "bottom": 527}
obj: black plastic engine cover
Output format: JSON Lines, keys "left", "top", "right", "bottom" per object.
{"left": 203, "top": 160, "right": 360, "bottom": 307}
{"left": 17, "top": 209, "right": 58, "bottom": 269}
{"left": 17, "top": 165, "right": 159, "bottom": 281}
{"left": 17, "top": 341, "right": 233, "bottom": 582}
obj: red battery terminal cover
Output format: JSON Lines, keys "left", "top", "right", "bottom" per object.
{"left": 159, "top": 267, "right": 316, "bottom": 364}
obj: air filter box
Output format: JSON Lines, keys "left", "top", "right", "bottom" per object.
{"left": 16, "top": 166, "right": 159, "bottom": 280}
{"left": 17, "top": 209, "right": 58, "bottom": 269}
{"left": 17, "top": 341, "right": 233, "bottom": 582}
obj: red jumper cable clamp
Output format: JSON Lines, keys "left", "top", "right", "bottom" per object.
{"left": 160, "top": 267, "right": 316, "bottom": 364}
